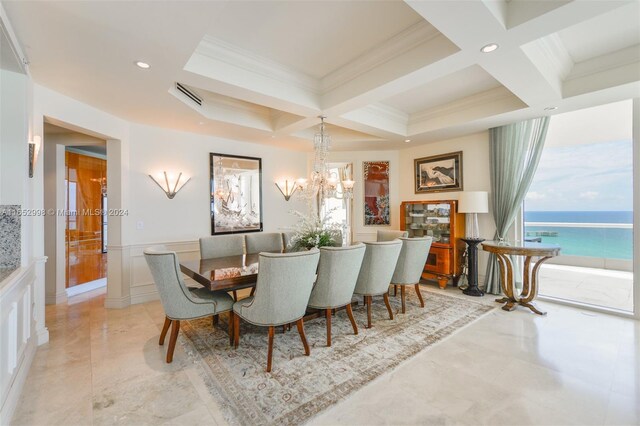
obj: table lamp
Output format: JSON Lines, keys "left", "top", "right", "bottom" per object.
{"left": 457, "top": 191, "right": 489, "bottom": 297}
{"left": 458, "top": 191, "right": 489, "bottom": 239}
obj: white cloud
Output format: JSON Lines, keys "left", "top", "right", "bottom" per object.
{"left": 526, "top": 191, "right": 546, "bottom": 200}
{"left": 579, "top": 191, "right": 599, "bottom": 200}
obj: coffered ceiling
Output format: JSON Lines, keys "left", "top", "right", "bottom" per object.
{"left": 4, "top": 0, "right": 640, "bottom": 151}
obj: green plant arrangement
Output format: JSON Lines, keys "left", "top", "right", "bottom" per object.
{"left": 289, "top": 209, "right": 343, "bottom": 251}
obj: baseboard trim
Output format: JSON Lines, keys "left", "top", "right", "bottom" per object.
{"left": 45, "top": 291, "right": 67, "bottom": 305}
{"left": 104, "top": 295, "right": 131, "bottom": 309}
{"left": 0, "top": 336, "right": 36, "bottom": 425}
{"left": 36, "top": 327, "right": 49, "bottom": 345}
{"left": 130, "top": 289, "right": 160, "bottom": 305}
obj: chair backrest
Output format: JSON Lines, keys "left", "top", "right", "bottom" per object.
{"left": 199, "top": 235, "right": 245, "bottom": 259}
{"left": 376, "top": 229, "right": 409, "bottom": 242}
{"left": 354, "top": 240, "right": 402, "bottom": 296}
{"left": 241, "top": 249, "right": 320, "bottom": 325}
{"left": 246, "top": 232, "right": 284, "bottom": 254}
{"left": 392, "top": 237, "right": 433, "bottom": 285}
{"left": 144, "top": 246, "right": 216, "bottom": 319}
{"left": 308, "top": 243, "right": 366, "bottom": 309}
{"left": 282, "top": 231, "right": 296, "bottom": 252}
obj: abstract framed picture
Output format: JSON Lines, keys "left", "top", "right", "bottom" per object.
{"left": 210, "top": 153, "right": 263, "bottom": 235}
{"left": 363, "top": 161, "right": 390, "bottom": 226}
{"left": 414, "top": 151, "right": 463, "bottom": 194}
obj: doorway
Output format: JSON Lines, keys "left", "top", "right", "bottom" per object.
{"left": 65, "top": 147, "right": 107, "bottom": 296}
{"left": 322, "top": 163, "right": 354, "bottom": 245}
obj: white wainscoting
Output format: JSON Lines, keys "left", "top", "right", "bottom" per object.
{"left": 0, "top": 263, "right": 38, "bottom": 425}
{"left": 129, "top": 240, "right": 200, "bottom": 305}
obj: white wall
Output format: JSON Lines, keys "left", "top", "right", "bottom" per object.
{"left": 128, "top": 123, "right": 308, "bottom": 244}
{"left": 327, "top": 150, "right": 400, "bottom": 242}
{"left": 399, "top": 133, "right": 496, "bottom": 277}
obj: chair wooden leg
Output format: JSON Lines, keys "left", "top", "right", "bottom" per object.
{"left": 394, "top": 285, "right": 398, "bottom": 296}
{"left": 266, "top": 326, "right": 274, "bottom": 373}
{"left": 366, "top": 296, "right": 372, "bottom": 328}
{"left": 233, "top": 313, "right": 240, "bottom": 349}
{"left": 232, "top": 290, "right": 238, "bottom": 301}
{"left": 296, "top": 319, "right": 310, "bottom": 356}
{"left": 401, "top": 285, "right": 406, "bottom": 314}
{"left": 346, "top": 303, "right": 358, "bottom": 335}
{"left": 383, "top": 293, "right": 394, "bottom": 320}
{"left": 166, "top": 320, "right": 180, "bottom": 363}
{"left": 159, "top": 316, "right": 171, "bottom": 345}
{"left": 212, "top": 314, "right": 219, "bottom": 327}
{"left": 326, "top": 309, "right": 332, "bottom": 347}
{"left": 415, "top": 283, "right": 425, "bottom": 308}
{"left": 228, "top": 311, "right": 235, "bottom": 346}
{"left": 250, "top": 287, "right": 256, "bottom": 297}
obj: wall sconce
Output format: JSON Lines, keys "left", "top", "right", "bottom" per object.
{"left": 28, "top": 135, "right": 41, "bottom": 178}
{"left": 275, "top": 179, "right": 298, "bottom": 201}
{"left": 149, "top": 171, "right": 191, "bottom": 199}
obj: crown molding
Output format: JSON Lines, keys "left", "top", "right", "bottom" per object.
{"left": 525, "top": 33, "right": 574, "bottom": 81}
{"left": 409, "top": 86, "right": 518, "bottom": 125}
{"left": 320, "top": 21, "right": 441, "bottom": 93}
{"left": 195, "top": 35, "right": 320, "bottom": 94}
{"left": 340, "top": 103, "right": 409, "bottom": 136}
{"left": 567, "top": 44, "right": 640, "bottom": 81}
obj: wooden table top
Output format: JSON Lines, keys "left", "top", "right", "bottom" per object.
{"left": 481, "top": 240, "right": 561, "bottom": 257}
{"left": 180, "top": 254, "right": 260, "bottom": 291}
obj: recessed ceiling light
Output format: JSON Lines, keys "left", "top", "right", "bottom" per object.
{"left": 135, "top": 61, "right": 150, "bottom": 69}
{"left": 544, "top": 106, "right": 558, "bottom": 111}
{"left": 404, "top": 139, "right": 411, "bottom": 143}
{"left": 198, "top": 121, "right": 204, "bottom": 125}
{"left": 480, "top": 43, "right": 499, "bottom": 53}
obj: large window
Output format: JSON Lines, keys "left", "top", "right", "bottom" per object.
{"left": 524, "top": 100, "right": 633, "bottom": 312}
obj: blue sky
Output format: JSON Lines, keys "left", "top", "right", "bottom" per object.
{"left": 525, "top": 139, "right": 633, "bottom": 211}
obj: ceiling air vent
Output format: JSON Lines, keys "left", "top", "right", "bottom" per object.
{"left": 176, "top": 82, "right": 202, "bottom": 106}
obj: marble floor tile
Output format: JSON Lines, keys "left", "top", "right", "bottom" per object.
{"left": 10, "top": 283, "right": 640, "bottom": 426}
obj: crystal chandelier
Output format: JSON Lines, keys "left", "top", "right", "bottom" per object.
{"left": 285, "top": 116, "right": 354, "bottom": 215}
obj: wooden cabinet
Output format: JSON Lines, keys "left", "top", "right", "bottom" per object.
{"left": 400, "top": 200, "right": 465, "bottom": 288}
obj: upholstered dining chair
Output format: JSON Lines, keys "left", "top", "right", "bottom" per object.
{"left": 391, "top": 237, "right": 433, "bottom": 313}
{"left": 199, "top": 234, "right": 246, "bottom": 301}
{"left": 282, "top": 231, "right": 303, "bottom": 252}
{"left": 144, "top": 246, "right": 235, "bottom": 363}
{"left": 199, "top": 234, "right": 245, "bottom": 259}
{"left": 307, "top": 243, "right": 366, "bottom": 346}
{"left": 376, "top": 229, "right": 409, "bottom": 242}
{"left": 353, "top": 240, "right": 402, "bottom": 328}
{"left": 246, "top": 232, "right": 284, "bottom": 254}
{"left": 232, "top": 249, "right": 320, "bottom": 372}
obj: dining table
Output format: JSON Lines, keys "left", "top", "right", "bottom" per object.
{"left": 180, "top": 253, "right": 260, "bottom": 292}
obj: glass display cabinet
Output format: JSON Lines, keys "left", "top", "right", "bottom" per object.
{"left": 400, "top": 200, "right": 465, "bottom": 288}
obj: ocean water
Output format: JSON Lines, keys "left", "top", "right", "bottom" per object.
{"left": 524, "top": 211, "right": 633, "bottom": 260}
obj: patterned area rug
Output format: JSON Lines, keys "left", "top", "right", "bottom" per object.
{"left": 180, "top": 289, "right": 494, "bottom": 426}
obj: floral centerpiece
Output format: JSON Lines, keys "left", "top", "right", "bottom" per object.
{"left": 288, "top": 209, "right": 343, "bottom": 251}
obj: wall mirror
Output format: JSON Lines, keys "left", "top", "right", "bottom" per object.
{"left": 210, "top": 153, "right": 263, "bottom": 235}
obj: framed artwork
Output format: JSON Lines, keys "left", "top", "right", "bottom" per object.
{"left": 414, "top": 151, "right": 463, "bottom": 193}
{"left": 210, "top": 153, "right": 263, "bottom": 235}
{"left": 363, "top": 161, "right": 390, "bottom": 226}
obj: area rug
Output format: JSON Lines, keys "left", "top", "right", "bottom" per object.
{"left": 180, "top": 289, "right": 494, "bottom": 426}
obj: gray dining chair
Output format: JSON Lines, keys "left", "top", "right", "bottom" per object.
{"left": 353, "top": 240, "right": 402, "bottom": 328}
{"left": 199, "top": 234, "right": 245, "bottom": 259}
{"left": 144, "top": 246, "right": 235, "bottom": 363}
{"left": 232, "top": 249, "right": 320, "bottom": 372}
{"left": 376, "top": 230, "right": 409, "bottom": 242}
{"left": 307, "top": 243, "right": 366, "bottom": 346}
{"left": 391, "top": 237, "right": 433, "bottom": 313}
{"left": 246, "top": 232, "right": 284, "bottom": 254}
{"left": 199, "top": 234, "right": 246, "bottom": 301}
